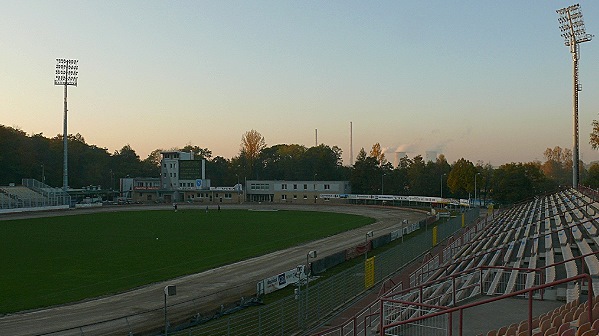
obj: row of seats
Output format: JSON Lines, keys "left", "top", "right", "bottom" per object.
{"left": 484, "top": 296, "right": 599, "bottom": 335}
{"left": 383, "top": 188, "right": 599, "bottom": 333}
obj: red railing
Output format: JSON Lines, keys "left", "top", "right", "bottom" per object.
{"left": 380, "top": 273, "right": 593, "bottom": 336}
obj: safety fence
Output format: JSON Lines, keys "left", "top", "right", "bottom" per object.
{"left": 169, "top": 210, "right": 480, "bottom": 336}
{"left": 308, "top": 210, "right": 483, "bottom": 336}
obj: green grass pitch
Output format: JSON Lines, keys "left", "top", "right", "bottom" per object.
{"left": 0, "top": 209, "right": 374, "bottom": 313}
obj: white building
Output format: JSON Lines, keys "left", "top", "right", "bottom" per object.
{"left": 246, "top": 180, "right": 351, "bottom": 203}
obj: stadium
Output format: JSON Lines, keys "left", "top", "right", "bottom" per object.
{"left": 2, "top": 177, "right": 599, "bottom": 335}
{"left": 2, "top": 2, "right": 598, "bottom": 336}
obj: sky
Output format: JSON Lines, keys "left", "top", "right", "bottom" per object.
{"left": 1, "top": 1, "right": 598, "bottom": 167}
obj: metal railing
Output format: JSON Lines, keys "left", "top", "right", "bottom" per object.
{"left": 380, "top": 273, "right": 594, "bottom": 336}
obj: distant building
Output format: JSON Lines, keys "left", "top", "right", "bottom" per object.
{"left": 121, "top": 151, "right": 243, "bottom": 204}
{"left": 246, "top": 180, "right": 351, "bottom": 203}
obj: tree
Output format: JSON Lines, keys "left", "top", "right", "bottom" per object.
{"left": 238, "top": 129, "right": 266, "bottom": 179}
{"left": 180, "top": 144, "right": 212, "bottom": 160}
{"left": 492, "top": 162, "right": 551, "bottom": 205}
{"left": 369, "top": 143, "right": 387, "bottom": 166}
{"left": 590, "top": 120, "right": 599, "bottom": 150}
{"left": 351, "top": 148, "right": 380, "bottom": 194}
{"left": 406, "top": 155, "right": 427, "bottom": 195}
{"left": 541, "top": 146, "right": 572, "bottom": 185}
{"left": 447, "top": 158, "right": 476, "bottom": 198}
{"left": 258, "top": 144, "right": 306, "bottom": 180}
{"left": 584, "top": 163, "right": 599, "bottom": 188}
{"left": 144, "top": 149, "right": 164, "bottom": 167}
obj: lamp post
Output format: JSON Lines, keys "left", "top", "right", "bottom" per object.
{"left": 556, "top": 4, "right": 593, "bottom": 188}
{"left": 365, "top": 230, "right": 374, "bottom": 261}
{"left": 381, "top": 173, "right": 386, "bottom": 195}
{"left": 313, "top": 173, "right": 317, "bottom": 203}
{"left": 236, "top": 174, "right": 240, "bottom": 203}
{"left": 440, "top": 173, "right": 446, "bottom": 198}
{"left": 305, "top": 250, "right": 317, "bottom": 323}
{"left": 54, "top": 58, "right": 78, "bottom": 191}
{"left": 474, "top": 172, "right": 481, "bottom": 207}
{"left": 164, "top": 285, "right": 176, "bottom": 336}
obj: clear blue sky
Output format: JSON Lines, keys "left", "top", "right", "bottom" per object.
{"left": 1, "top": 1, "right": 598, "bottom": 166}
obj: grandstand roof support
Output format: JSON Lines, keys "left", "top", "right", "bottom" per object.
{"left": 556, "top": 4, "right": 593, "bottom": 188}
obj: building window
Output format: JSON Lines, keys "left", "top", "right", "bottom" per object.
{"left": 303, "top": 195, "right": 307, "bottom": 199}
{"left": 225, "top": 193, "right": 232, "bottom": 199}
{"left": 281, "top": 194, "right": 287, "bottom": 200}
{"left": 324, "top": 184, "right": 330, "bottom": 190}
{"left": 293, "top": 195, "right": 297, "bottom": 200}
{"left": 304, "top": 184, "right": 307, "bottom": 190}
{"left": 282, "top": 184, "right": 287, "bottom": 190}
{"left": 293, "top": 184, "right": 297, "bottom": 190}
{"left": 163, "top": 173, "right": 166, "bottom": 177}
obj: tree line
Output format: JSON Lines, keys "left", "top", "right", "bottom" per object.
{"left": 2, "top": 124, "right": 598, "bottom": 205}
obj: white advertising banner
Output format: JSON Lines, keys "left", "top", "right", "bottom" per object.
{"left": 256, "top": 266, "right": 304, "bottom": 295}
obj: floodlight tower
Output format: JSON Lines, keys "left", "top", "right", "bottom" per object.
{"left": 556, "top": 4, "right": 593, "bottom": 188}
{"left": 54, "top": 59, "right": 78, "bottom": 191}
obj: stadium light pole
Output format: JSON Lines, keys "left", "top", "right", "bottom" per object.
{"left": 556, "top": 4, "right": 593, "bottom": 188}
{"left": 54, "top": 59, "right": 79, "bottom": 191}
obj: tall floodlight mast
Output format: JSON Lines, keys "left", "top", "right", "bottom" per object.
{"left": 54, "top": 59, "right": 79, "bottom": 191}
{"left": 556, "top": 4, "right": 593, "bottom": 188}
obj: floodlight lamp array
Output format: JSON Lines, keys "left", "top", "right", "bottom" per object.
{"left": 54, "top": 59, "right": 79, "bottom": 86}
{"left": 556, "top": 4, "right": 593, "bottom": 46}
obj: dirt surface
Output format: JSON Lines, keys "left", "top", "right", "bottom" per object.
{"left": 0, "top": 203, "right": 427, "bottom": 336}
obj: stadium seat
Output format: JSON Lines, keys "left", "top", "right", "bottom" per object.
{"left": 560, "top": 329, "right": 575, "bottom": 336}
{"left": 506, "top": 325, "right": 518, "bottom": 335}
{"left": 552, "top": 314, "right": 564, "bottom": 328}
{"left": 579, "top": 330, "right": 597, "bottom": 336}
{"left": 592, "top": 319, "right": 599, "bottom": 331}
{"left": 563, "top": 310, "right": 575, "bottom": 324}
{"left": 539, "top": 319, "right": 552, "bottom": 333}
{"left": 575, "top": 310, "right": 590, "bottom": 327}
{"left": 544, "top": 326, "right": 557, "bottom": 336}
{"left": 575, "top": 322, "right": 591, "bottom": 336}
{"left": 486, "top": 330, "right": 497, "bottom": 336}
{"left": 558, "top": 322, "right": 573, "bottom": 336}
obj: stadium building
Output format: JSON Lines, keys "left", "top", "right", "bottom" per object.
{"left": 245, "top": 179, "right": 351, "bottom": 203}
{"left": 121, "top": 151, "right": 243, "bottom": 204}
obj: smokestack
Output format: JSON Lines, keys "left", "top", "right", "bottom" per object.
{"left": 202, "top": 159, "right": 206, "bottom": 180}
{"left": 315, "top": 129, "right": 318, "bottom": 147}
{"left": 350, "top": 122, "right": 353, "bottom": 165}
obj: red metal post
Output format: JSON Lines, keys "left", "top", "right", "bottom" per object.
{"left": 528, "top": 289, "right": 533, "bottom": 336}
{"left": 459, "top": 309, "right": 463, "bottom": 336}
